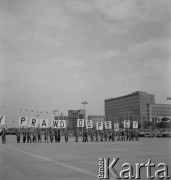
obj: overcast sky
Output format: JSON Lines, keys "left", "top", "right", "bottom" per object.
{"left": 0, "top": 0, "right": 171, "bottom": 126}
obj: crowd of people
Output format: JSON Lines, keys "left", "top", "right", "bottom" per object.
{"left": 15, "top": 128, "right": 67, "bottom": 143}
{"left": 1, "top": 128, "right": 139, "bottom": 144}
{"left": 74, "top": 129, "right": 139, "bottom": 142}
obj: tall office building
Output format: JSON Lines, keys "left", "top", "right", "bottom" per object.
{"left": 104, "top": 91, "right": 155, "bottom": 127}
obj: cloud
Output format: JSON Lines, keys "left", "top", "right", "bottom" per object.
{"left": 97, "top": 38, "right": 169, "bottom": 60}
{"left": 126, "top": 38, "right": 169, "bottom": 58}
{"left": 92, "top": 0, "right": 170, "bottom": 23}
{"left": 64, "top": 0, "right": 93, "bottom": 13}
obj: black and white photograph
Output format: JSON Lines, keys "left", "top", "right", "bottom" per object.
{"left": 0, "top": 0, "right": 171, "bottom": 179}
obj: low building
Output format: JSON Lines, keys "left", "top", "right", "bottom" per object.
{"left": 149, "top": 104, "right": 171, "bottom": 123}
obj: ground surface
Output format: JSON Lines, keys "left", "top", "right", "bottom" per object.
{"left": 0, "top": 136, "right": 171, "bottom": 180}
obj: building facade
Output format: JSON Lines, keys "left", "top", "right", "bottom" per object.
{"left": 149, "top": 104, "right": 171, "bottom": 123}
{"left": 104, "top": 91, "right": 155, "bottom": 127}
{"left": 68, "top": 109, "right": 85, "bottom": 129}
{"left": 88, "top": 115, "right": 105, "bottom": 127}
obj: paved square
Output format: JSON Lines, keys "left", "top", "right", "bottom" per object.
{"left": 0, "top": 136, "right": 171, "bottom": 180}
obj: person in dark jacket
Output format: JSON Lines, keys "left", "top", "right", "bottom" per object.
{"left": 1, "top": 128, "right": 6, "bottom": 144}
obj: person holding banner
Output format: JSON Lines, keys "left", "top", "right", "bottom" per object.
{"left": 1, "top": 128, "right": 6, "bottom": 144}
{"left": 111, "top": 130, "right": 115, "bottom": 142}
{"left": 33, "top": 130, "right": 37, "bottom": 143}
{"left": 130, "top": 130, "right": 134, "bottom": 141}
{"left": 57, "top": 129, "right": 61, "bottom": 143}
{"left": 90, "top": 131, "right": 94, "bottom": 142}
{"left": 27, "top": 129, "right": 31, "bottom": 143}
{"left": 75, "top": 129, "right": 78, "bottom": 142}
{"left": 37, "top": 130, "right": 42, "bottom": 143}
{"left": 65, "top": 130, "right": 68, "bottom": 143}
{"left": 95, "top": 130, "right": 98, "bottom": 142}
{"left": 100, "top": 132, "right": 103, "bottom": 142}
{"left": 16, "top": 129, "right": 21, "bottom": 143}
{"left": 54, "top": 130, "right": 58, "bottom": 143}
{"left": 84, "top": 131, "right": 88, "bottom": 142}
{"left": 22, "top": 130, "right": 26, "bottom": 143}
{"left": 44, "top": 129, "right": 48, "bottom": 143}
{"left": 135, "top": 130, "right": 139, "bottom": 141}
{"left": 50, "top": 128, "right": 54, "bottom": 143}
{"left": 104, "top": 132, "right": 107, "bottom": 142}
{"left": 108, "top": 131, "right": 112, "bottom": 142}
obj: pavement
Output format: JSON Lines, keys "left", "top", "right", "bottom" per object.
{"left": 0, "top": 136, "right": 171, "bottom": 180}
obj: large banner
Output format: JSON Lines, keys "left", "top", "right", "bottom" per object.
{"left": 52, "top": 120, "right": 66, "bottom": 128}
{"left": 105, "top": 121, "right": 112, "bottom": 129}
{"left": 114, "top": 123, "right": 119, "bottom": 131}
{"left": 29, "top": 118, "right": 39, "bottom": 128}
{"left": 39, "top": 119, "right": 49, "bottom": 128}
{"left": 85, "top": 120, "right": 93, "bottom": 129}
{"left": 0, "top": 115, "right": 5, "bottom": 125}
{"left": 124, "top": 120, "right": 130, "bottom": 128}
{"left": 77, "top": 119, "right": 84, "bottom": 127}
{"left": 96, "top": 122, "right": 103, "bottom": 130}
{"left": 18, "top": 117, "right": 28, "bottom": 126}
{"left": 133, "top": 121, "right": 138, "bottom": 129}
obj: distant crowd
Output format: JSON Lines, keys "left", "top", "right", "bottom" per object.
{"left": 1, "top": 128, "right": 139, "bottom": 144}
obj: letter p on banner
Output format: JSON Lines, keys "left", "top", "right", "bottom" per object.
{"left": 18, "top": 117, "right": 28, "bottom": 127}
{"left": 133, "top": 121, "right": 138, "bottom": 129}
{"left": 96, "top": 122, "right": 103, "bottom": 130}
{"left": 0, "top": 115, "right": 5, "bottom": 125}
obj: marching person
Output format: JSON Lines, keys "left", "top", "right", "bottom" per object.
{"left": 55, "top": 130, "right": 58, "bottom": 143}
{"left": 65, "top": 130, "right": 69, "bottom": 143}
{"left": 82, "top": 130, "right": 85, "bottom": 142}
{"left": 22, "top": 130, "right": 26, "bottom": 143}
{"left": 50, "top": 129, "right": 53, "bottom": 143}
{"left": 27, "top": 129, "right": 30, "bottom": 143}
{"left": 95, "top": 130, "right": 99, "bottom": 142}
{"left": 90, "top": 131, "right": 94, "bottom": 142}
{"left": 37, "top": 130, "right": 42, "bottom": 143}
{"left": 111, "top": 130, "right": 115, "bottom": 142}
{"left": 84, "top": 131, "right": 88, "bottom": 142}
{"left": 104, "top": 132, "right": 107, "bottom": 142}
{"left": 117, "top": 131, "right": 120, "bottom": 141}
{"left": 1, "top": 128, "right": 6, "bottom": 144}
{"left": 33, "top": 130, "right": 37, "bottom": 143}
{"left": 57, "top": 129, "right": 61, "bottom": 143}
{"left": 135, "top": 130, "right": 139, "bottom": 141}
{"left": 44, "top": 129, "right": 49, "bottom": 143}
{"left": 108, "top": 131, "right": 112, "bottom": 142}
{"left": 16, "top": 129, "right": 21, "bottom": 143}
{"left": 130, "top": 130, "right": 134, "bottom": 141}
{"left": 100, "top": 132, "right": 103, "bottom": 142}
{"left": 75, "top": 129, "right": 78, "bottom": 142}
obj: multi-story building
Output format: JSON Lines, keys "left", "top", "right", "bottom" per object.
{"left": 104, "top": 91, "right": 155, "bottom": 128}
{"left": 88, "top": 115, "right": 105, "bottom": 127}
{"left": 68, "top": 109, "right": 85, "bottom": 129}
{"left": 149, "top": 104, "right": 171, "bottom": 123}
{"left": 54, "top": 115, "right": 69, "bottom": 127}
